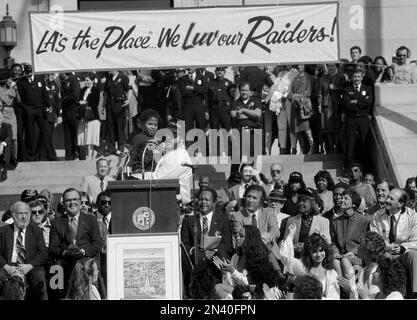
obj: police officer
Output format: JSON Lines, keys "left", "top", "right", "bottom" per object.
{"left": 16, "top": 65, "right": 56, "bottom": 161}
{"left": 208, "top": 67, "right": 233, "bottom": 131}
{"left": 230, "top": 82, "right": 262, "bottom": 172}
{"left": 61, "top": 72, "right": 81, "bottom": 160}
{"left": 178, "top": 67, "right": 208, "bottom": 135}
{"left": 106, "top": 70, "right": 130, "bottom": 155}
{"left": 342, "top": 69, "right": 374, "bottom": 166}
{"left": 43, "top": 73, "right": 61, "bottom": 136}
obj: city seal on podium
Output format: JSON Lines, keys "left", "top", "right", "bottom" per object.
{"left": 132, "top": 207, "right": 155, "bottom": 230}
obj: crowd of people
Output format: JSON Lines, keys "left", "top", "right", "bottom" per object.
{"left": 0, "top": 44, "right": 417, "bottom": 300}
{"left": 1, "top": 45, "right": 416, "bottom": 182}
{"left": 0, "top": 152, "right": 416, "bottom": 300}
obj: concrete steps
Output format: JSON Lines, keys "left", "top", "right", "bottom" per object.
{"left": 0, "top": 153, "right": 344, "bottom": 213}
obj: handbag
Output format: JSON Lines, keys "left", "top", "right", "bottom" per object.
{"left": 84, "top": 105, "right": 95, "bottom": 121}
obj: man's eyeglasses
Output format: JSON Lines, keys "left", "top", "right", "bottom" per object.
{"left": 271, "top": 170, "right": 281, "bottom": 174}
{"left": 100, "top": 200, "right": 111, "bottom": 205}
{"left": 397, "top": 54, "right": 407, "bottom": 57}
{"left": 80, "top": 201, "right": 90, "bottom": 205}
{"left": 31, "top": 210, "right": 45, "bottom": 215}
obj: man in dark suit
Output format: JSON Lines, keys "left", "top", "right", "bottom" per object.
{"left": 60, "top": 73, "right": 81, "bottom": 160}
{"left": 179, "top": 67, "right": 209, "bottom": 135}
{"left": 15, "top": 65, "right": 56, "bottom": 161}
{"left": 342, "top": 69, "right": 374, "bottom": 166}
{"left": 0, "top": 201, "right": 48, "bottom": 300}
{"left": 181, "top": 188, "right": 233, "bottom": 297}
{"left": 49, "top": 188, "right": 101, "bottom": 293}
{"left": 0, "top": 112, "right": 13, "bottom": 181}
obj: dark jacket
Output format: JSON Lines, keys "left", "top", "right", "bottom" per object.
{"left": 61, "top": 74, "right": 80, "bottom": 107}
{"left": 178, "top": 73, "right": 208, "bottom": 105}
{"left": 16, "top": 77, "right": 44, "bottom": 111}
{"left": 49, "top": 212, "right": 101, "bottom": 259}
{"left": 181, "top": 211, "right": 233, "bottom": 260}
{"left": 332, "top": 212, "right": 370, "bottom": 254}
{"left": 80, "top": 85, "right": 100, "bottom": 120}
{"left": 342, "top": 83, "right": 374, "bottom": 117}
{"left": 0, "top": 223, "right": 48, "bottom": 268}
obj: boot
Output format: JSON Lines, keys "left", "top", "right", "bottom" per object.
{"left": 291, "top": 147, "right": 297, "bottom": 155}
{"left": 0, "top": 167, "right": 7, "bottom": 182}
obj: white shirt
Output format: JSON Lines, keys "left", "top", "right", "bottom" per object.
{"left": 153, "top": 147, "right": 192, "bottom": 204}
{"left": 200, "top": 211, "right": 213, "bottom": 233}
{"left": 238, "top": 182, "right": 251, "bottom": 199}
{"left": 39, "top": 218, "right": 51, "bottom": 247}
{"left": 370, "top": 207, "right": 417, "bottom": 251}
{"left": 68, "top": 212, "right": 80, "bottom": 226}
{"left": 11, "top": 225, "right": 26, "bottom": 263}
{"left": 102, "top": 212, "right": 112, "bottom": 231}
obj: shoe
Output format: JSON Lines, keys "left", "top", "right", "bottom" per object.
{"left": 0, "top": 168, "right": 7, "bottom": 182}
{"left": 291, "top": 148, "right": 297, "bottom": 155}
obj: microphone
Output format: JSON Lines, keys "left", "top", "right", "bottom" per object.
{"left": 181, "top": 162, "right": 198, "bottom": 170}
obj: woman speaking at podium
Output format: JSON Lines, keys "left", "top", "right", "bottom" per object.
{"left": 128, "top": 116, "right": 192, "bottom": 205}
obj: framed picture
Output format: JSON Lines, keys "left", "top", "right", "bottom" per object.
{"left": 107, "top": 232, "right": 182, "bottom": 300}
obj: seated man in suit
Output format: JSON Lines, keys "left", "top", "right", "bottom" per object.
{"left": 49, "top": 188, "right": 101, "bottom": 295}
{"left": 79, "top": 158, "right": 115, "bottom": 207}
{"left": 0, "top": 201, "right": 48, "bottom": 300}
{"left": 281, "top": 188, "right": 331, "bottom": 257}
{"left": 95, "top": 190, "right": 111, "bottom": 287}
{"left": 0, "top": 112, "right": 13, "bottom": 182}
{"left": 231, "top": 184, "right": 279, "bottom": 247}
{"left": 331, "top": 189, "right": 370, "bottom": 279}
{"left": 181, "top": 187, "right": 233, "bottom": 298}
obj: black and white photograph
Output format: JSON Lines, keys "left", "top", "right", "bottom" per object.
{"left": 0, "top": 0, "right": 417, "bottom": 305}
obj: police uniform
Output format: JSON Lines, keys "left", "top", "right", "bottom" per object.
{"left": 17, "top": 75, "right": 57, "bottom": 161}
{"left": 106, "top": 72, "right": 130, "bottom": 152}
{"left": 178, "top": 73, "right": 208, "bottom": 133}
{"left": 342, "top": 82, "right": 374, "bottom": 165}
{"left": 230, "top": 97, "right": 262, "bottom": 171}
{"left": 43, "top": 79, "right": 61, "bottom": 132}
{"left": 208, "top": 75, "right": 233, "bottom": 131}
{"left": 61, "top": 73, "right": 81, "bottom": 160}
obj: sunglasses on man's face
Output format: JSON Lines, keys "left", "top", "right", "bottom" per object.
{"left": 80, "top": 201, "right": 90, "bottom": 205}
{"left": 100, "top": 200, "right": 111, "bottom": 205}
{"left": 31, "top": 210, "right": 45, "bottom": 215}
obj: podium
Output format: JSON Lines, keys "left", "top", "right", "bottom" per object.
{"left": 107, "top": 179, "right": 179, "bottom": 234}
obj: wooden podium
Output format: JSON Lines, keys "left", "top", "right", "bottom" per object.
{"left": 107, "top": 179, "right": 179, "bottom": 235}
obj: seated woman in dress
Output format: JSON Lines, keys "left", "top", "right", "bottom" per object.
{"left": 279, "top": 223, "right": 340, "bottom": 299}
{"left": 213, "top": 225, "right": 285, "bottom": 299}
{"left": 337, "top": 231, "right": 386, "bottom": 299}
{"left": 65, "top": 258, "right": 101, "bottom": 300}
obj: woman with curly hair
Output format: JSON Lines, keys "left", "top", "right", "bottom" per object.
{"left": 213, "top": 225, "right": 285, "bottom": 299}
{"left": 371, "top": 256, "right": 407, "bottom": 299}
{"left": 338, "top": 231, "right": 386, "bottom": 299}
{"left": 314, "top": 170, "right": 335, "bottom": 213}
{"left": 65, "top": 258, "right": 101, "bottom": 300}
{"left": 279, "top": 223, "right": 340, "bottom": 299}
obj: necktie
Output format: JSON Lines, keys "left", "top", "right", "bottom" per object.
{"left": 100, "top": 177, "right": 105, "bottom": 191}
{"left": 252, "top": 213, "right": 258, "bottom": 228}
{"left": 203, "top": 216, "right": 209, "bottom": 235}
{"left": 103, "top": 216, "right": 108, "bottom": 230}
{"left": 356, "top": 85, "right": 360, "bottom": 93}
{"left": 16, "top": 228, "right": 26, "bottom": 265}
{"left": 70, "top": 217, "right": 78, "bottom": 243}
{"left": 245, "top": 184, "right": 249, "bottom": 190}
{"left": 389, "top": 215, "right": 396, "bottom": 243}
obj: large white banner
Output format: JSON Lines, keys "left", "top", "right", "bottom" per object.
{"left": 30, "top": 3, "right": 339, "bottom": 73}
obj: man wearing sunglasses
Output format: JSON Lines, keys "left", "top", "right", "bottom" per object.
{"left": 392, "top": 46, "right": 417, "bottom": 84}
{"left": 29, "top": 199, "right": 51, "bottom": 248}
{"left": 264, "top": 163, "right": 285, "bottom": 195}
